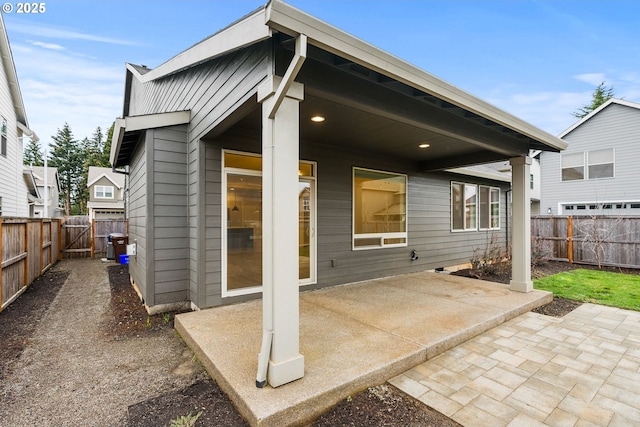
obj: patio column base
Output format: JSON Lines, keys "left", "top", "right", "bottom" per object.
{"left": 268, "top": 354, "right": 305, "bottom": 388}
{"left": 510, "top": 279, "right": 533, "bottom": 293}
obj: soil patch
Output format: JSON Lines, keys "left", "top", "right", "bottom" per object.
{"left": 0, "top": 268, "right": 68, "bottom": 381}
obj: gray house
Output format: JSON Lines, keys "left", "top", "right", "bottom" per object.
{"left": 540, "top": 98, "right": 640, "bottom": 216}
{"left": 111, "top": 1, "right": 565, "bottom": 387}
{"left": 86, "top": 166, "right": 125, "bottom": 219}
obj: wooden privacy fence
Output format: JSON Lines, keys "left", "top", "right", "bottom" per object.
{"left": 1, "top": 216, "right": 128, "bottom": 312}
{"left": 532, "top": 215, "right": 640, "bottom": 268}
{"left": 60, "top": 217, "right": 127, "bottom": 258}
{"left": 1, "top": 218, "right": 61, "bottom": 312}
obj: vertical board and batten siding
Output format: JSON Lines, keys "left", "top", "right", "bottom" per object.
{"left": 128, "top": 41, "right": 270, "bottom": 143}
{"left": 540, "top": 103, "right": 640, "bottom": 215}
{"left": 127, "top": 134, "right": 148, "bottom": 303}
{"left": 151, "top": 126, "right": 190, "bottom": 305}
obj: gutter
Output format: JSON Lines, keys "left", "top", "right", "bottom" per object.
{"left": 256, "top": 32, "right": 307, "bottom": 389}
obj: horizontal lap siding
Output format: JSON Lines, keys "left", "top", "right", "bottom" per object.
{"left": 127, "top": 135, "right": 148, "bottom": 302}
{"left": 151, "top": 126, "right": 189, "bottom": 304}
{"left": 204, "top": 133, "right": 509, "bottom": 306}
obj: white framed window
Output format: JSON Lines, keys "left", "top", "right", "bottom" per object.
{"left": 452, "top": 182, "right": 500, "bottom": 231}
{"left": 451, "top": 182, "right": 477, "bottom": 231}
{"left": 561, "top": 152, "right": 584, "bottom": 181}
{"left": 479, "top": 186, "right": 500, "bottom": 230}
{"left": 1, "top": 116, "right": 6, "bottom": 157}
{"left": 587, "top": 148, "right": 614, "bottom": 179}
{"left": 94, "top": 185, "right": 114, "bottom": 199}
{"left": 353, "top": 167, "right": 407, "bottom": 250}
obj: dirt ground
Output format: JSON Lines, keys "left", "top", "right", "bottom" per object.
{"left": 0, "top": 259, "right": 627, "bottom": 426}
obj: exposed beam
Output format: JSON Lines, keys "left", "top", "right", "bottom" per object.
{"left": 419, "top": 150, "right": 512, "bottom": 172}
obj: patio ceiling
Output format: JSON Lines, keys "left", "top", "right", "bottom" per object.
{"left": 226, "top": 38, "right": 561, "bottom": 172}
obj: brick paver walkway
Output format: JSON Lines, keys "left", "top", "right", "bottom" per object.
{"left": 390, "top": 303, "right": 640, "bottom": 426}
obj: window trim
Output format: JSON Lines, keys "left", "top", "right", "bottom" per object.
{"left": 352, "top": 167, "right": 408, "bottom": 251}
{"left": 587, "top": 148, "right": 615, "bottom": 180}
{"left": 561, "top": 152, "right": 585, "bottom": 182}
{"left": 1, "top": 116, "right": 6, "bottom": 157}
{"left": 94, "top": 185, "right": 114, "bottom": 199}
{"left": 451, "top": 182, "right": 500, "bottom": 232}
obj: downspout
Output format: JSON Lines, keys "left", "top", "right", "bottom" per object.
{"left": 256, "top": 33, "right": 307, "bottom": 388}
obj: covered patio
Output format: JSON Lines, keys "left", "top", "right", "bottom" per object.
{"left": 176, "top": 271, "right": 551, "bottom": 426}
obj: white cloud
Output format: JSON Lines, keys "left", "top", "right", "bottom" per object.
{"left": 10, "top": 42, "right": 123, "bottom": 145}
{"left": 7, "top": 21, "right": 138, "bottom": 46}
{"left": 574, "top": 73, "right": 608, "bottom": 86}
{"left": 28, "top": 40, "right": 65, "bottom": 50}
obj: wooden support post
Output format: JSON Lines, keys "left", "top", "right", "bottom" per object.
{"left": 567, "top": 215, "right": 573, "bottom": 264}
{"left": 58, "top": 220, "right": 63, "bottom": 261}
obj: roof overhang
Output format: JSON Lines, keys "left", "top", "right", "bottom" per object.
{"left": 110, "top": 110, "right": 191, "bottom": 167}
{"left": 116, "top": 1, "right": 567, "bottom": 170}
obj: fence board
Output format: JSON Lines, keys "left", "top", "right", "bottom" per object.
{"left": 1, "top": 218, "right": 62, "bottom": 312}
{"left": 93, "top": 219, "right": 128, "bottom": 257}
{"left": 532, "top": 216, "right": 640, "bottom": 268}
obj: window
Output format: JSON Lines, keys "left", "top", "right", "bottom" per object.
{"left": 0, "top": 196, "right": 2, "bottom": 216}
{"left": 562, "top": 149, "right": 614, "bottom": 181}
{"left": 1, "top": 116, "right": 6, "bottom": 157}
{"left": 587, "top": 148, "right": 614, "bottom": 179}
{"left": 452, "top": 182, "right": 477, "bottom": 230}
{"left": 561, "top": 152, "right": 584, "bottom": 181}
{"left": 530, "top": 174, "right": 534, "bottom": 190}
{"left": 353, "top": 168, "right": 407, "bottom": 249}
{"left": 479, "top": 186, "right": 500, "bottom": 230}
{"left": 452, "top": 182, "right": 500, "bottom": 231}
{"left": 94, "top": 185, "right": 114, "bottom": 199}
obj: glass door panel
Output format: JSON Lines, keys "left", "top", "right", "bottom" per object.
{"left": 226, "top": 174, "right": 262, "bottom": 291}
{"left": 299, "top": 181, "right": 311, "bottom": 281}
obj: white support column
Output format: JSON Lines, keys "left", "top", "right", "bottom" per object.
{"left": 510, "top": 155, "right": 532, "bottom": 292}
{"left": 257, "top": 75, "right": 304, "bottom": 387}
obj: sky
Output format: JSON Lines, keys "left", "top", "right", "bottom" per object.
{"left": 3, "top": 0, "right": 640, "bottom": 150}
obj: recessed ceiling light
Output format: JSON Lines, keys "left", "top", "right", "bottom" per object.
{"left": 311, "top": 115, "right": 325, "bottom": 123}
{"left": 419, "top": 143, "right": 430, "bottom": 148}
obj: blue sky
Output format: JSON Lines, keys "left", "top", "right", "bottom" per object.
{"left": 3, "top": 0, "right": 640, "bottom": 148}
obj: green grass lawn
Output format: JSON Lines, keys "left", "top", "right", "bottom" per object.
{"left": 534, "top": 269, "right": 640, "bottom": 311}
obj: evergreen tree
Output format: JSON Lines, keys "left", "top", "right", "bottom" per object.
{"left": 49, "top": 123, "right": 83, "bottom": 216}
{"left": 102, "top": 122, "right": 114, "bottom": 167}
{"left": 23, "top": 138, "right": 44, "bottom": 166}
{"left": 573, "top": 82, "right": 615, "bottom": 119}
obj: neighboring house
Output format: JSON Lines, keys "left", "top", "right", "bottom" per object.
{"left": 111, "top": 1, "right": 565, "bottom": 387}
{"left": 86, "top": 166, "right": 125, "bottom": 219}
{"left": 540, "top": 98, "right": 640, "bottom": 216}
{"left": 0, "top": 14, "right": 38, "bottom": 217}
{"left": 28, "top": 166, "right": 64, "bottom": 217}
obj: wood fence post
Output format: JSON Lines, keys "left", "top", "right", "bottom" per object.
{"left": 23, "top": 221, "right": 28, "bottom": 286}
{"left": 567, "top": 215, "right": 573, "bottom": 264}
{"left": 40, "top": 219, "right": 44, "bottom": 275}
{"left": 91, "top": 219, "right": 95, "bottom": 258}
{"left": 58, "top": 219, "right": 63, "bottom": 260}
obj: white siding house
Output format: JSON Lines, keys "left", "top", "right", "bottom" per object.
{"left": 540, "top": 99, "right": 640, "bottom": 216}
{"left": 0, "top": 14, "right": 37, "bottom": 217}
{"left": 28, "top": 166, "right": 64, "bottom": 217}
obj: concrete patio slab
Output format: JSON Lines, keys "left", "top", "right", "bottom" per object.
{"left": 175, "top": 271, "right": 552, "bottom": 426}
